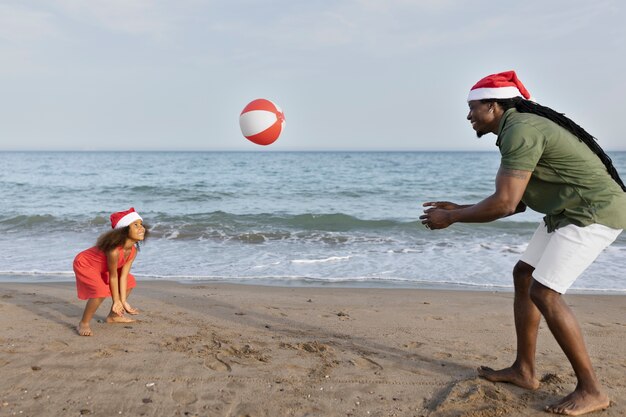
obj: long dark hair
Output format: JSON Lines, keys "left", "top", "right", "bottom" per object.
{"left": 96, "top": 225, "right": 149, "bottom": 253}
{"left": 484, "top": 97, "right": 626, "bottom": 192}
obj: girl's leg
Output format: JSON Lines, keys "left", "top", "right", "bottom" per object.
{"left": 77, "top": 297, "right": 105, "bottom": 336}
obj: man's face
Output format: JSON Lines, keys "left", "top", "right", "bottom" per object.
{"left": 467, "top": 100, "right": 497, "bottom": 138}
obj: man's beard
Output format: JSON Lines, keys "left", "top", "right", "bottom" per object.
{"left": 476, "top": 130, "right": 487, "bottom": 138}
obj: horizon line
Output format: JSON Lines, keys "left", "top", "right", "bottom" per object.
{"left": 2, "top": 148, "right": 626, "bottom": 153}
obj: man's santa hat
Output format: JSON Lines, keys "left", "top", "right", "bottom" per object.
{"left": 468, "top": 71, "right": 533, "bottom": 102}
{"left": 110, "top": 207, "right": 142, "bottom": 229}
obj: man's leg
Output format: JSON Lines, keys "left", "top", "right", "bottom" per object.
{"left": 478, "top": 261, "right": 541, "bottom": 390}
{"left": 529, "top": 281, "right": 609, "bottom": 415}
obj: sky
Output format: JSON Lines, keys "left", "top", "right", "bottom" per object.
{"left": 1, "top": 0, "right": 625, "bottom": 151}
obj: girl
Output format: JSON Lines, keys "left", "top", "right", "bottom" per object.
{"left": 73, "top": 208, "right": 148, "bottom": 336}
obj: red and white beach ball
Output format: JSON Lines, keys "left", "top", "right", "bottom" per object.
{"left": 239, "top": 99, "right": 285, "bottom": 146}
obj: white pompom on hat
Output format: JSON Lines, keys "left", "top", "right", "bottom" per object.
{"left": 110, "top": 207, "right": 142, "bottom": 229}
{"left": 468, "top": 70, "right": 534, "bottom": 102}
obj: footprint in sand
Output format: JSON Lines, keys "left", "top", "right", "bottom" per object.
{"left": 404, "top": 341, "right": 425, "bottom": 349}
{"left": 541, "top": 373, "right": 566, "bottom": 384}
{"left": 171, "top": 389, "right": 198, "bottom": 405}
{"left": 227, "top": 403, "right": 257, "bottom": 417}
{"left": 428, "top": 378, "right": 521, "bottom": 416}
{"left": 349, "top": 356, "right": 383, "bottom": 371}
{"left": 336, "top": 311, "right": 350, "bottom": 320}
{"left": 95, "top": 349, "right": 113, "bottom": 357}
{"left": 44, "top": 340, "right": 70, "bottom": 350}
{"left": 204, "top": 355, "right": 232, "bottom": 372}
{"left": 297, "top": 341, "right": 332, "bottom": 354}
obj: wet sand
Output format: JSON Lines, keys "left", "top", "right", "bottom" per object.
{"left": 1, "top": 281, "right": 624, "bottom": 416}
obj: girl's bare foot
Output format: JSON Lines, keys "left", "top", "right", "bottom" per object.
{"left": 77, "top": 322, "right": 93, "bottom": 336}
{"left": 546, "top": 389, "right": 610, "bottom": 416}
{"left": 106, "top": 314, "right": 136, "bottom": 323}
{"left": 477, "top": 365, "right": 540, "bottom": 390}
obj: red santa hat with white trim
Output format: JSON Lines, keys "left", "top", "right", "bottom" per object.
{"left": 467, "top": 70, "right": 534, "bottom": 102}
{"left": 110, "top": 207, "right": 142, "bottom": 229}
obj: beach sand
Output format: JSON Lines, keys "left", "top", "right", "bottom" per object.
{"left": 1, "top": 281, "right": 624, "bottom": 417}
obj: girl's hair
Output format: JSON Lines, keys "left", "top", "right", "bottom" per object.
{"left": 96, "top": 224, "right": 150, "bottom": 253}
{"left": 483, "top": 97, "right": 626, "bottom": 192}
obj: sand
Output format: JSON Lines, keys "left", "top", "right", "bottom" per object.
{"left": 0, "top": 281, "right": 624, "bottom": 417}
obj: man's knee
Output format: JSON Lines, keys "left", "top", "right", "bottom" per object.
{"left": 529, "top": 280, "right": 559, "bottom": 310}
{"left": 513, "top": 261, "right": 534, "bottom": 291}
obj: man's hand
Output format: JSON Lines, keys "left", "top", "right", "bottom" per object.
{"left": 420, "top": 207, "right": 454, "bottom": 230}
{"left": 420, "top": 201, "right": 467, "bottom": 230}
{"left": 422, "top": 201, "right": 461, "bottom": 211}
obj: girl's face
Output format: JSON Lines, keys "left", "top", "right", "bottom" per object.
{"left": 128, "top": 219, "right": 146, "bottom": 242}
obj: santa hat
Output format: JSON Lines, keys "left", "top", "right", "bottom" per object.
{"left": 468, "top": 70, "right": 533, "bottom": 102}
{"left": 110, "top": 207, "right": 142, "bottom": 229}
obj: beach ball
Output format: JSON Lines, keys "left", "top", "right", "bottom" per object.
{"left": 239, "top": 98, "right": 285, "bottom": 146}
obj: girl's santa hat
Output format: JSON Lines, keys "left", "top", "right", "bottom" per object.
{"left": 110, "top": 207, "right": 142, "bottom": 229}
{"left": 468, "top": 70, "right": 534, "bottom": 102}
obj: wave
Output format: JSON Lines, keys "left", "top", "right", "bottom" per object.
{"left": 0, "top": 214, "right": 107, "bottom": 228}
{"left": 2, "top": 270, "right": 623, "bottom": 293}
{"left": 0, "top": 270, "right": 74, "bottom": 276}
{"left": 291, "top": 256, "right": 352, "bottom": 264}
{"left": 0, "top": 270, "right": 75, "bottom": 282}
{"left": 0, "top": 211, "right": 535, "bottom": 229}
{"left": 0, "top": 214, "right": 59, "bottom": 227}
{"left": 2, "top": 211, "right": 623, "bottom": 246}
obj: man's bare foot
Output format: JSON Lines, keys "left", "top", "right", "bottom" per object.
{"left": 106, "top": 315, "right": 136, "bottom": 323}
{"left": 545, "top": 389, "right": 610, "bottom": 416}
{"left": 77, "top": 322, "right": 93, "bottom": 336}
{"left": 477, "top": 365, "right": 540, "bottom": 390}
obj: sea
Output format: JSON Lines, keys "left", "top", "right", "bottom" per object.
{"left": 1, "top": 151, "right": 625, "bottom": 293}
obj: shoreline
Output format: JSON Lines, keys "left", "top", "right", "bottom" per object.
{"left": 1, "top": 281, "right": 625, "bottom": 416}
{"left": 1, "top": 275, "right": 625, "bottom": 295}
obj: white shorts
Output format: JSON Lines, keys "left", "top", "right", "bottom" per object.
{"left": 520, "top": 221, "right": 622, "bottom": 294}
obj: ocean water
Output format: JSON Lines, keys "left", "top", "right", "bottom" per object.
{"left": 1, "top": 151, "right": 625, "bottom": 292}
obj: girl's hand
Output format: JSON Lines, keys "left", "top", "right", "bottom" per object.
{"left": 112, "top": 300, "right": 125, "bottom": 316}
{"left": 123, "top": 301, "right": 140, "bottom": 315}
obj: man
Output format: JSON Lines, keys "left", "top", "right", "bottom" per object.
{"left": 420, "top": 71, "right": 626, "bottom": 416}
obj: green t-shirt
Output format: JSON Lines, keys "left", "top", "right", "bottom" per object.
{"left": 496, "top": 108, "right": 626, "bottom": 232}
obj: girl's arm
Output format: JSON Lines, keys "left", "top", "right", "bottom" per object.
{"left": 118, "top": 250, "right": 136, "bottom": 304}
{"left": 106, "top": 249, "right": 124, "bottom": 316}
{"left": 119, "top": 250, "right": 139, "bottom": 314}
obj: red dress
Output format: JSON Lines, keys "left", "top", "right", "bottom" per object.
{"left": 73, "top": 246, "right": 137, "bottom": 300}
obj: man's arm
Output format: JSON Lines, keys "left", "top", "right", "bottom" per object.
{"left": 420, "top": 166, "right": 531, "bottom": 229}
